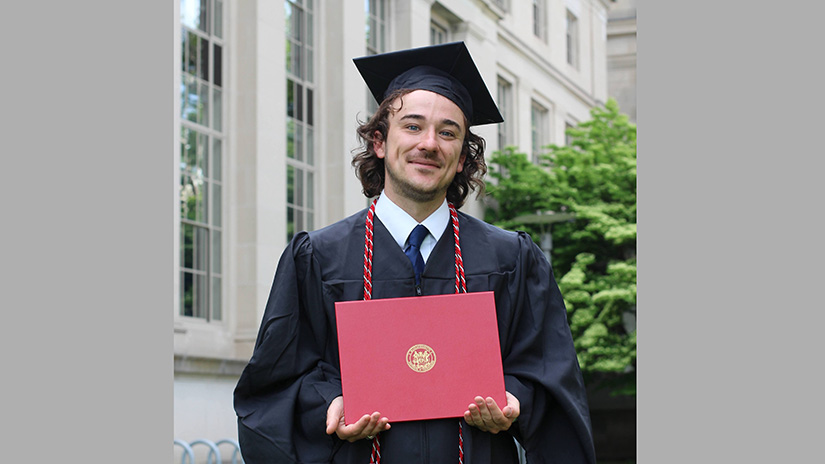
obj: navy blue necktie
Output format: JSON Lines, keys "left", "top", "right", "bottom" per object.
{"left": 404, "top": 224, "right": 428, "bottom": 286}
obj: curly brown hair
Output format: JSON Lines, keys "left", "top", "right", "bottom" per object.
{"left": 352, "top": 89, "right": 488, "bottom": 208}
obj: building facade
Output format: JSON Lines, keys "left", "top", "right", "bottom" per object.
{"left": 173, "top": 0, "right": 611, "bottom": 447}
{"left": 606, "top": 0, "right": 636, "bottom": 122}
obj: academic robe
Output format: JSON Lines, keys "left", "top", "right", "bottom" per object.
{"left": 234, "top": 208, "right": 596, "bottom": 464}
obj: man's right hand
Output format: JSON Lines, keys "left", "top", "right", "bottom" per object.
{"left": 325, "top": 396, "right": 391, "bottom": 442}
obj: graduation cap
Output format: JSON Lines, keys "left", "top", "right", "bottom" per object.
{"left": 353, "top": 41, "right": 504, "bottom": 126}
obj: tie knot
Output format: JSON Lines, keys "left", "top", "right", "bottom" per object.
{"left": 407, "top": 224, "right": 428, "bottom": 249}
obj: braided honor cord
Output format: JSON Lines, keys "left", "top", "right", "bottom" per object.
{"left": 361, "top": 198, "right": 467, "bottom": 464}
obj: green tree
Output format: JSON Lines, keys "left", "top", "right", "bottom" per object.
{"left": 485, "top": 98, "right": 636, "bottom": 396}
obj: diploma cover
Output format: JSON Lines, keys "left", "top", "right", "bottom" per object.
{"left": 335, "top": 291, "right": 506, "bottom": 424}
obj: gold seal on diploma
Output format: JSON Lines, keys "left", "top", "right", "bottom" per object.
{"left": 406, "top": 344, "right": 436, "bottom": 373}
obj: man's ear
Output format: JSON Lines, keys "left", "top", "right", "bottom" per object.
{"left": 455, "top": 153, "right": 466, "bottom": 173}
{"left": 373, "top": 131, "right": 386, "bottom": 159}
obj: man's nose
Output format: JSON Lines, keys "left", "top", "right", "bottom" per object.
{"left": 417, "top": 128, "right": 438, "bottom": 153}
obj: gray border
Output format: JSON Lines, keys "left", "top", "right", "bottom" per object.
{"left": 641, "top": 1, "right": 824, "bottom": 462}
{"left": 4, "top": 1, "right": 172, "bottom": 462}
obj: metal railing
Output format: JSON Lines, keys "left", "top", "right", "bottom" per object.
{"left": 174, "top": 438, "right": 244, "bottom": 464}
{"left": 175, "top": 437, "right": 523, "bottom": 463}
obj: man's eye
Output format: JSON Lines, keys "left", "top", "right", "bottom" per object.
{"left": 440, "top": 131, "right": 456, "bottom": 138}
{"left": 406, "top": 124, "right": 420, "bottom": 131}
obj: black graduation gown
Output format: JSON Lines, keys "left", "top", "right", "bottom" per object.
{"left": 234, "top": 208, "right": 596, "bottom": 464}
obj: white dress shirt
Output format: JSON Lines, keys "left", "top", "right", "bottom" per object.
{"left": 374, "top": 193, "right": 450, "bottom": 264}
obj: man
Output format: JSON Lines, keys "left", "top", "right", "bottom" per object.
{"left": 234, "top": 42, "right": 596, "bottom": 464}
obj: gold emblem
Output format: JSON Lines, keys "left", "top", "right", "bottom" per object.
{"left": 406, "top": 344, "right": 437, "bottom": 373}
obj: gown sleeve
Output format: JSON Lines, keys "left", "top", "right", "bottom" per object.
{"left": 501, "top": 231, "right": 596, "bottom": 464}
{"left": 233, "top": 232, "right": 343, "bottom": 464}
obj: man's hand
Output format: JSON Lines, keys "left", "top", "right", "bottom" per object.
{"left": 464, "top": 391, "right": 520, "bottom": 434}
{"left": 325, "top": 396, "right": 391, "bottom": 442}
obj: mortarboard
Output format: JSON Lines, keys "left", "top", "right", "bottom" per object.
{"left": 353, "top": 41, "right": 504, "bottom": 126}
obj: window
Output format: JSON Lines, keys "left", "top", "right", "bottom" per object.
{"left": 531, "top": 101, "right": 549, "bottom": 163}
{"left": 565, "top": 120, "right": 577, "bottom": 146}
{"left": 180, "top": 0, "right": 225, "bottom": 321}
{"left": 533, "top": 0, "right": 547, "bottom": 42}
{"left": 566, "top": 9, "right": 579, "bottom": 69}
{"left": 365, "top": 0, "right": 389, "bottom": 114}
{"left": 497, "top": 77, "right": 514, "bottom": 150}
{"left": 490, "top": 0, "right": 509, "bottom": 12}
{"left": 430, "top": 20, "right": 448, "bottom": 45}
{"left": 286, "top": 0, "right": 316, "bottom": 240}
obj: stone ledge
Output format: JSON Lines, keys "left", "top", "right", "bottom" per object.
{"left": 174, "top": 354, "right": 248, "bottom": 377}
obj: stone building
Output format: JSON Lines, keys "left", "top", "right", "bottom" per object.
{"left": 607, "top": 0, "right": 636, "bottom": 122}
{"left": 173, "top": 0, "right": 612, "bottom": 451}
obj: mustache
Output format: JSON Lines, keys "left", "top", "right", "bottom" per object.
{"left": 406, "top": 151, "right": 442, "bottom": 166}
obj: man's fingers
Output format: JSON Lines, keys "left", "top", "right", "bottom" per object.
{"left": 361, "top": 414, "right": 391, "bottom": 439}
{"left": 464, "top": 395, "right": 517, "bottom": 434}
{"left": 326, "top": 397, "right": 344, "bottom": 435}
{"left": 337, "top": 412, "right": 392, "bottom": 442}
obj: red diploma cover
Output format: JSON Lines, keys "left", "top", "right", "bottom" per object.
{"left": 335, "top": 291, "right": 506, "bottom": 424}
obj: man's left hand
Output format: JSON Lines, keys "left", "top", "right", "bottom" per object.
{"left": 464, "top": 391, "right": 520, "bottom": 434}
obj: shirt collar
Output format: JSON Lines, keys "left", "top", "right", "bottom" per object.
{"left": 374, "top": 193, "right": 449, "bottom": 250}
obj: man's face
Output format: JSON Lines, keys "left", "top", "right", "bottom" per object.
{"left": 374, "top": 90, "right": 467, "bottom": 205}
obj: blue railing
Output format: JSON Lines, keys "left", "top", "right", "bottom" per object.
{"left": 174, "top": 438, "right": 244, "bottom": 464}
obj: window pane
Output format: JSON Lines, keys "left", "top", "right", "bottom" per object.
{"left": 181, "top": 27, "right": 187, "bottom": 73}
{"left": 292, "top": 4, "right": 302, "bottom": 41}
{"left": 287, "top": 206, "right": 295, "bottom": 240}
{"left": 212, "top": 183, "right": 222, "bottom": 227}
{"left": 181, "top": 0, "right": 207, "bottom": 32}
{"left": 188, "top": 176, "right": 206, "bottom": 222}
{"left": 368, "top": 18, "right": 377, "bottom": 49}
{"left": 285, "top": 39, "right": 293, "bottom": 73}
{"left": 307, "top": 12, "right": 313, "bottom": 46}
{"left": 180, "top": 80, "right": 186, "bottom": 118}
{"left": 181, "top": 223, "right": 193, "bottom": 268}
{"left": 296, "top": 83, "right": 303, "bottom": 121}
{"left": 296, "top": 168, "right": 304, "bottom": 206}
{"left": 194, "top": 226, "right": 208, "bottom": 271}
{"left": 186, "top": 31, "right": 199, "bottom": 75}
{"left": 306, "top": 127, "right": 314, "bottom": 165}
{"left": 307, "top": 48, "right": 313, "bottom": 82}
{"left": 186, "top": 75, "right": 198, "bottom": 122}
{"left": 213, "top": 44, "right": 222, "bottom": 87}
{"left": 213, "top": 87, "right": 222, "bottom": 131}
{"left": 287, "top": 165, "right": 295, "bottom": 204}
{"left": 195, "top": 273, "right": 208, "bottom": 318}
{"left": 214, "top": 0, "right": 223, "bottom": 39}
{"left": 286, "top": 79, "right": 295, "bottom": 117}
{"left": 284, "top": 2, "right": 292, "bottom": 38}
{"left": 295, "top": 42, "right": 303, "bottom": 78}
{"left": 199, "top": 37, "right": 210, "bottom": 81}
{"left": 199, "top": 82, "right": 210, "bottom": 126}
{"left": 296, "top": 208, "right": 304, "bottom": 232}
{"left": 212, "top": 230, "right": 222, "bottom": 274}
{"left": 181, "top": 127, "right": 197, "bottom": 172}
{"left": 211, "top": 276, "right": 222, "bottom": 320}
{"left": 295, "top": 121, "right": 304, "bottom": 162}
{"left": 307, "top": 171, "right": 314, "bottom": 209}
{"left": 212, "top": 138, "right": 222, "bottom": 180}
{"left": 286, "top": 119, "right": 295, "bottom": 158}
{"left": 181, "top": 271, "right": 193, "bottom": 316}
{"left": 197, "top": 131, "right": 208, "bottom": 176}
{"left": 199, "top": 0, "right": 209, "bottom": 33}
{"left": 306, "top": 88, "right": 313, "bottom": 126}
{"left": 307, "top": 212, "right": 314, "bottom": 232}
{"left": 181, "top": 175, "right": 196, "bottom": 221}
